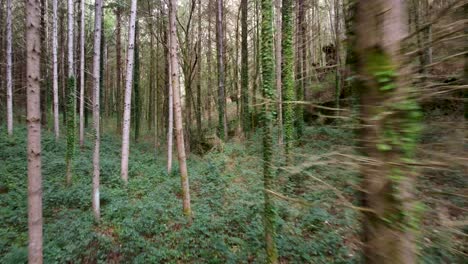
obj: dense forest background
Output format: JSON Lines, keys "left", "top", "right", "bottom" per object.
{"left": 0, "top": 0, "right": 466, "bottom": 263}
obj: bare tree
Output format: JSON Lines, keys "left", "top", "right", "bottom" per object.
{"left": 92, "top": 0, "right": 103, "bottom": 221}
{"left": 120, "top": 0, "right": 138, "bottom": 183}
{"left": 26, "top": 0, "right": 43, "bottom": 261}
{"left": 52, "top": 0, "right": 60, "bottom": 139}
{"left": 6, "top": 0, "right": 13, "bottom": 135}
{"left": 169, "top": 0, "right": 192, "bottom": 220}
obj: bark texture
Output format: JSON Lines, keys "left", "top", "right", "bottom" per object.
{"left": 52, "top": 0, "right": 59, "bottom": 139}
{"left": 26, "top": 0, "right": 43, "bottom": 262}
{"left": 355, "top": 1, "right": 421, "bottom": 263}
{"left": 169, "top": 0, "right": 192, "bottom": 220}
{"left": 92, "top": 0, "right": 103, "bottom": 221}
{"left": 121, "top": 0, "right": 138, "bottom": 183}
{"left": 6, "top": 0, "right": 13, "bottom": 135}
{"left": 261, "top": 0, "right": 279, "bottom": 262}
{"left": 216, "top": 0, "right": 228, "bottom": 140}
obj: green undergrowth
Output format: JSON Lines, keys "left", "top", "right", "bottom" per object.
{"left": 0, "top": 123, "right": 462, "bottom": 263}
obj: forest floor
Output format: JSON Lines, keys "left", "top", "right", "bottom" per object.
{"left": 0, "top": 120, "right": 465, "bottom": 263}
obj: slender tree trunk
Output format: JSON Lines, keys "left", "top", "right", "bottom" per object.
{"left": 66, "top": 0, "right": 76, "bottom": 186}
{"left": 40, "top": 0, "right": 48, "bottom": 127}
{"left": 196, "top": 0, "right": 202, "bottom": 141}
{"left": 216, "top": 0, "right": 228, "bottom": 140}
{"left": 282, "top": 0, "right": 294, "bottom": 162}
{"left": 79, "top": 0, "right": 86, "bottom": 148}
{"left": 60, "top": 7, "right": 67, "bottom": 127}
{"left": 52, "top": 0, "right": 60, "bottom": 139}
{"left": 334, "top": 0, "right": 342, "bottom": 114}
{"left": 355, "top": 1, "right": 420, "bottom": 263}
{"left": 6, "top": 0, "right": 13, "bottom": 135}
{"left": 92, "top": 0, "right": 103, "bottom": 221}
{"left": 241, "top": 0, "right": 249, "bottom": 134}
{"left": 169, "top": 0, "right": 192, "bottom": 220}
{"left": 132, "top": 21, "right": 141, "bottom": 142}
{"left": 115, "top": 7, "right": 123, "bottom": 134}
{"left": 120, "top": 0, "right": 138, "bottom": 183}
{"left": 261, "top": 0, "right": 279, "bottom": 262}
{"left": 167, "top": 42, "right": 174, "bottom": 173}
{"left": 207, "top": 0, "right": 213, "bottom": 127}
{"left": 275, "top": 0, "right": 283, "bottom": 147}
{"left": 297, "top": 0, "right": 306, "bottom": 138}
{"left": 26, "top": 0, "right": 43, "bottom": 262}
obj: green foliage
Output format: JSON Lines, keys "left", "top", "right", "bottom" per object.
{"left": 1, "top": 123, "right": 462, "bottom": 263}
{"left": 0, "top": 125, "right": 361, "bottom": 263}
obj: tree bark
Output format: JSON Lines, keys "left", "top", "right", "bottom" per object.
{"left": 282, "top": 0, "right": 294, "bottom": 162}
{"left": 275, "top": 0, "right": 283, "bottom": 147}
{"left": 52, "top": 0, "right": 60, "bottom": 139}
{"left": 115, "top": 7, "right": 123, "bottom": 134}
{"left": 196, "top": 0, "right": 202, "bottom": 141}
{"left": 169, "top": 0, "right": 192, "bottom": 220}
{"left": 355, "top": 0, "right": 420, "bottom": 263}
{"left": 6, "top": 0, "right": 13, "bottom": 135}
{"left": 167, "top": 39, "right": 174, "bottom": 173}
{"left": 120, "top": 0, "right": 138, "bottom": 183}
{"left": 26, "top": 0, "right": 43, "bottom": 262}
{"left": 66, "top": 0, "right": 76, "bottom": 186}
{"left": 241, "top": 0, "right": 249, "bottom": 134}
{"left": 92, "top": 0, "right": 103, "bottom": 221}
{"left": 261, "top": 0, "right": 279, "bottom": 262}
{"left": 207, "top": 0, "right": 213, "bottom": 126}
{"left": 216, "top": 0, "right": 228, "bottom": 140}
{"left": 79, "top": 0, "right": 86, "bottom": 148}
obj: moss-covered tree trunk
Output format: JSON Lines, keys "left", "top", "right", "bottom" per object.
{"left": 282, "top": 0, "right": 294, "bottom": 163}
{"left": 261, "top": 0, "right": 279, "bottom": 262}
{"left": 355, "top": 1, "right": 422, "bottom": 263}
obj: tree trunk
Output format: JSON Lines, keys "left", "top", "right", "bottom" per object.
{"left": 261, "top": 0, "right": 279, "bottom": 262}
{"left": 115, "top": 7, "right": 123, "bottom": 134}
{"left": 241, "top": 0, "right": 249, "bottom": 134}
{"left": 355, "top": 1, "right": 420, "bottom": 263}
{"left": 6, "top": 0, "right": 13, "bottom": 135}
{"left": 132, "top": 21, "right": 141, "bottom": 142}
{"left": 167, "top": 40, "right": 174, "bottom": 173}
{"left": 275, "top": 0, "right": 283, "bottom": 147}
{"left": 207, "top": 0, "right": 213, "bottom": 126}
{"left": 52, "top": 0, "right": 60, "bottom": 139}
{"left": 26, "top": 0, "right": 43, "bottom": 262}
{"left": 169, "top": 0, "right": 192, "bottom": 220}
{"left": 79, "top": 0, "right": 86, "bottom": 148}
{"left": 66, "top": 0, "right": 76, "bottom": 186}
{"left": 282, "top": 0, "right": 294, "bottom": 162}
{"left": 196, "top": 0, "right": 202, "bottom": 141}
{"left": 120, "top": 0, "right": 138, "bottom": 183}
{"left": 216, "top": 0, "right": 228, "bottom": 140}
{"left": 92, "top": 0, "right": 103, "bottom": 221}
{"left": 296, "top": 0, "right": 305, "bottom": 138}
